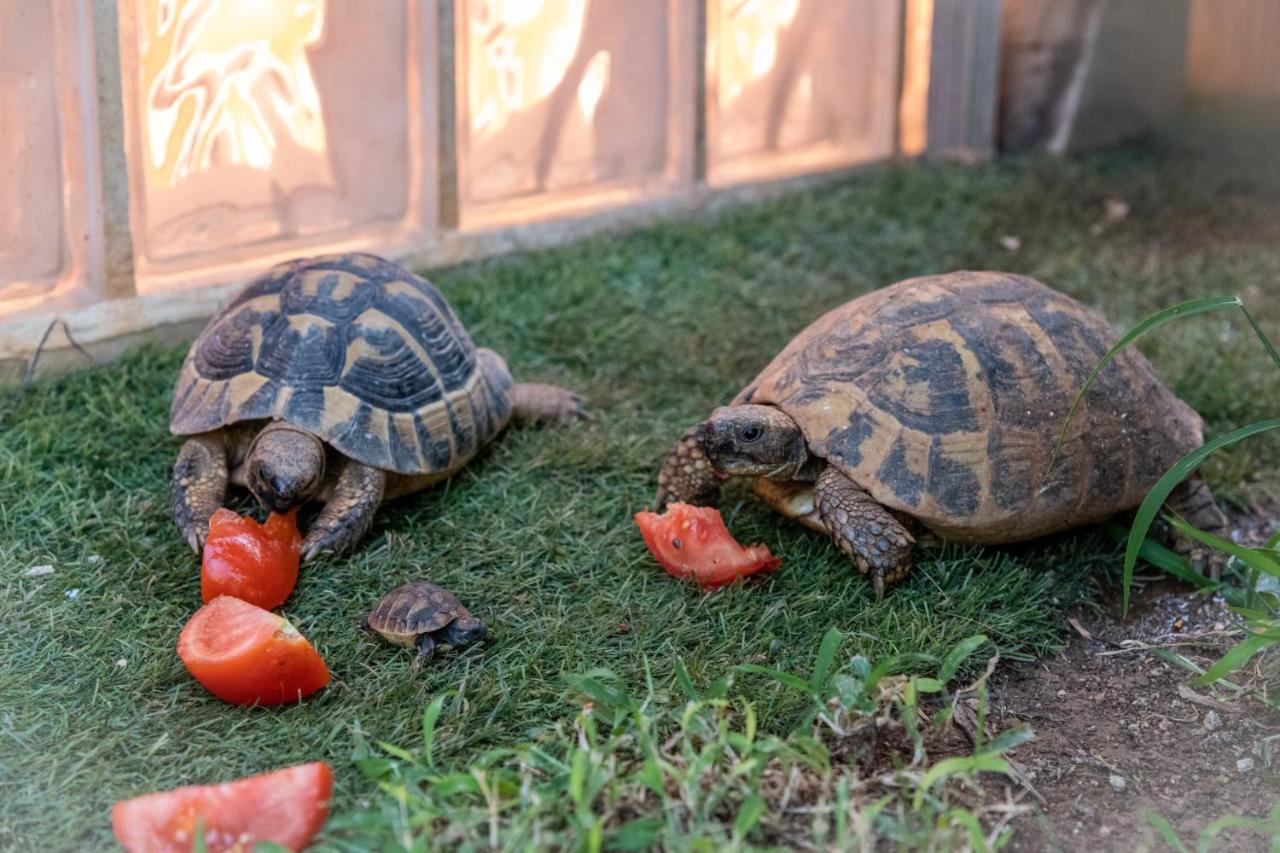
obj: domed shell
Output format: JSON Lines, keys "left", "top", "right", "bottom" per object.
{"left": 170, "top": 254, "right": 513, "bottom": 475}
{"left": 366, "top": 582, "right": 467, "bottom": 641}
{"left": 736, "top": 272, "right": 1204, "bottom": 543}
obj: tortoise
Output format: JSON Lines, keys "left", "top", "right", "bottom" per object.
{"left": 361, "top": 581, "right": 487, "bottom": 668}
{"left": 655, "top": 271, "right": 1228, "bottom": 597}
{"left": 170, "top": 253, "right": 586, "bottom": 560}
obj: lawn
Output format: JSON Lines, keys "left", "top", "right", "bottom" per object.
{"left": 3, "top": 112, "right": 1279, "bottom": 849}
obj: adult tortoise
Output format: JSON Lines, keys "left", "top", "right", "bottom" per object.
{"left": 655, "top": 271, "right": 1227, "bottom": 596}
{"left": 170, "top": 253, "right": 585, "bottom": 560}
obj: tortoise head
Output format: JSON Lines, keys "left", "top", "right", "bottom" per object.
{"left": 246, "top": 422, "right": 327, "bottom": 513}
{"left": 702, "top": 405, "right": 809, "bottom": 479}
{"left": 440, "top": 614, "right": 487, "bottom": 648}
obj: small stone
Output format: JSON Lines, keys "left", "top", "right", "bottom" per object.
{"left": 1105, "top": 198, "right": 1131, "bottom": 221}
{"left": 1057, "top": 689, "right": 1067, "bottom": 698}
{"left": 1204, "top": 710, "right": 1222, "bottom": 731}
{"left": 1109, "top": 774, "right": 1127, "bottom": 792}
{"left": 1237, "top": 758, "right": 1254, "bottom": 773}
{"left": 87, "top": 555, "right": 103, "bottom": 565}
{"left": 1212, "top": 621, "right": 1225, "bottom": 631}
{"left": 116, "top": 659, "right": 128, "bottom": 669}
{"left": 65, "top": 589, "right": 80, "bottom": 599}
{"left": 24, "top": 565, "right": 55, "bottom": 577}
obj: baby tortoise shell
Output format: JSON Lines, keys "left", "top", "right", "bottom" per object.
{"left": 363, "top": 581, "right": 487, "bottom": 669}
{"left": 366, "top": 582, "right": 469, "bottom": 645}
{"left": 737, "top": 271, "right": 1204, "bottom": 542}
{"left": 170, "top": 252, "right": 513, "bottom": 477}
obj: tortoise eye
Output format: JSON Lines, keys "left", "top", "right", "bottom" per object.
{"left": 741, "top": 425, "right": 763, "bottom": 442}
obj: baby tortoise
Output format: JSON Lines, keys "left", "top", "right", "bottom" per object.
{"left": 656, "top": 271, "right": 1228, "bottom": 597}
{"left": 361, "top": 581, "right": 487, "bottom": 669}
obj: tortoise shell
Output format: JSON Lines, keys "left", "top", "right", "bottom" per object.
{"left": 170, "top": 253, "right": 513, "bottom": 475}
{"left": 736, "top": 271, "right": 1204, "bottom": 543}
{"left": 366, "top": 582, "right": 468, "bottom": 644}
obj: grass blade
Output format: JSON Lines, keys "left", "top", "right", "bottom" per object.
{"left": 1238, "top": 304, "right": 1280, "bottom": 371}
{"left": 1123, "top": 419, "right": 1280, "bottom": 613}
{"left": 938, "top": 634, "right": 989, "bottom": 685}
{"left": 1193, "top": 632, "right": 1271, "bottom": 688}
{"left": 1049, "top": 296, "right": 1243, "bottom": 473}
{"left": 1145, "top": 810, "right": 1190, "bottom": 853}
{"left": 1166, "top": 517, "right": 1280, "bottom": 578}
{"left": 810, "top": 628, "right": 843, "bottom": 692}
{"left": 422, "top": 695, "right": 445, "bottom": 769}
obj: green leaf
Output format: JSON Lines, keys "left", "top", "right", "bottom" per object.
{"left": 982, "top": 724, "right": 1035, "bottom": 755}
{"left": 1193, "top": 632, "right": 1272, "bottom": 687}
{"left": 1050, "top": 296, "right": 1244, "bottom": 472}
{"left": 422, "top": 694, "right": 445, "bottom": 769}
{"left": 1123, "top": 419, "right": 1280, "bottom": 613}
{"left": 938, "top": 634, "right": 989, "bottom": 685}
{"left": 913, "top": 753, "right": 1013, "bottom": 810}
{"left": 733, "top": 664, "right": 812, "bottom": 694}
{"left": 810, "top": 628, "right": 843, "bottom": 691}
{"left": 1144, "top": 811, "right": 1189, "bottom": 853}
{"left": 564, "top": 673, "right": 631, "bottom": 711}
{"left": 913, "top": 677, "right": 944, "bottom": 694}
{"left": 608, "top": 818, "right": 665, "bottom": 851}
{"left": 1166, "top": 517, "right": 1280, "bottom": 578}
{"left": 376, "top": 741, "right": 417, "bottom": 763}
{"left": 1237, "top": 303, "right": 1280, "bottom": 371}
{"left": 734, "top": 794, "right": 766, "bottom": 839}
{"left": 674, "top": 658, "right": 699, "bottom": 701}
{"left": 1102, "top": 523, "right": 1217, "bottom": 589}
{"left": 944, "top": 809, "right": 987, "bottom": 851}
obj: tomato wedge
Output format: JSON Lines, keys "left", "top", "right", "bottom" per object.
{"left": 112, "top": 761, "right": 332, "bottom": 852}
{"left": 202, "top": 508, "right": 301, "bottom": 609}
{"left": 178, "top": 596, "right": 330, "bottom": 706}
{"left": 635, "top": 503, "right": 781, "bottom": 588}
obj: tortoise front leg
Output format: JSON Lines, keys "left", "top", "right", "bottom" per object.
{"left": 654, "top": 422, "right": 725, "bottom": 510}
{"left": 172, "top": 433, "right": 229, "bottom": 553}
{"left": 412, "top": 634, "right": 436, "bottom": 672}
{"left": 301, "top": 461, "right": 386, "bottom": 561}
{"left": 814, "top": 465, "right": 915, "bottom": 600}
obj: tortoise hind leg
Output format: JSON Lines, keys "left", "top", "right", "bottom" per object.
{"left": 509, "top": 383, "right": 589, "bottom": 425}
{"left": 655, "top": 422, "right": 724, "bottom": 510}
{"left": 301, "top": 461, "right": 386, "bottom": 561}
{"left": 814, "top": 465, "right": 915, "bottom": 600}
{"left": 172, "top": 433, "right": 229, "bottom": 553}
{"left": 1167, "top": 474, "right": 1230, "bottom": 580}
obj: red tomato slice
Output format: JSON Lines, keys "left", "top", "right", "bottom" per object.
{"left": 112, "top": 761, "right": 332, "bottom": 852}
{"left": 178, "top": 596, "right": 330, "bottom": 706}
{"left": 201, "top": 508, "right": 301, "bottom": 609}
{"left": 635, "top": 502, "right": 781, "bottom": 588}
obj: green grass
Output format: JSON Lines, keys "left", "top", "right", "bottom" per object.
{"left": 3, "top": 110, "right": 1280, "bottom": 848}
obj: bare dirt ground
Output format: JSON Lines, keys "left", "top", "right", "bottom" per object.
{"left": 997, "top": 574, "right": 1279, "bottom": 852}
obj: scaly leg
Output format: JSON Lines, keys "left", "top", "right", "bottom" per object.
{"left": 509, "top": 383, "right": 589, "bottom": 425}
{"left": 655, "top": 422, "right": 724, "bottom": 509}
{"left": 301, "top": 461, "right": 386, "bottom": 561}
{"left": 172, "top": 433, "right": 229, "bottom": 553}
{"left": 412, "top": 634, "right": 436, "bottom": 672}
{"left": 814, "top": 465, "right": 915, "bottom": 600}
{"left": 1168, "top": 474, "right": 1230, "bottom": 579}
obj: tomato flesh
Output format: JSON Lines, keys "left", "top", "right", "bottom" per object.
{"left": 635, "top": 503, "right": 781, "bottom": 588}
{"left": 178, "top": 596, "right": 330, "bottom": 706}
{"left": 112, "top": 761, "right": 332, "bottom": 852}
{"left": 201, "top": 508, "right": 301, "bottom": 609}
